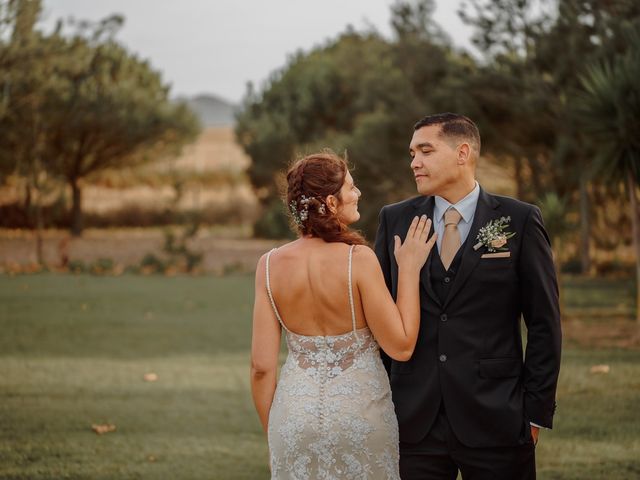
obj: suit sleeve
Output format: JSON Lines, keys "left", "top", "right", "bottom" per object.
{"left": 519, "top": 206, "right": 562, "bottom": 428}
{"left": 373, "top": 206, "right": 393, "bottom": 376}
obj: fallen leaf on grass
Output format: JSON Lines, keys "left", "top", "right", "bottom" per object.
{"left": 143, "top": 372, "right": 158, "bottom": 382}
{"left": 91, "top": 423, "right": 116, "bottom": 435}
{"left": 590, "top": 364, "right": 610, "bottom": 374}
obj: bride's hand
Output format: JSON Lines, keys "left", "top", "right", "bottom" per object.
{"left": 393, "top": 215, "right": 437, "bottom": 274}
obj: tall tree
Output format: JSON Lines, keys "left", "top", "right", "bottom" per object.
{"left": 460, "top": 0, "right": 640, "bottom": 275}
{"left": 575, "top": 23, "right": 640, "bottom": 323}
{"left": 237, "top": 1, "right": 469, "bottom": 238}
{"left": 0, "top": 0, "right": 51, "bottom": 261}
{"left": 0, "top": 3, "right": 200, "bottom": 236}
{"left": 43, "top": 32, "right": 200, "bottom": 236}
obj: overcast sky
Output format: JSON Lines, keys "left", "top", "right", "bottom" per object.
{"left": 42, "top": 1, "right": 475, "bottom": 104}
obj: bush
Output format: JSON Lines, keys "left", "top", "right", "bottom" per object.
{"left": 68, "top": 260, "right": 87, "bottom": 273}
{"left": 137, "top": 225, "right": 204, "bottom": 274}
{"left": 595, "top": 258, "right": 635, "bottom": 277}
{"left": 561, "top": 257, "right": 583, "bottom": 275}
{"left": 0, "top": 199, "right": 257, "bottom": 229}
{"left": 253, "top": 199, "right": 295, "bottom": 240}
{"left": 139, "top": 254, "right": 167, "bottom": 274}
{"left": 90, "top": 258, "right": 115, "bottom": 275}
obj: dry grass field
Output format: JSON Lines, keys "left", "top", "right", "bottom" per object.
{"left": 0, "top": 127, "right": 257, "bottom": 219}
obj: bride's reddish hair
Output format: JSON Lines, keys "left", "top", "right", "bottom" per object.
{"left": 286, "top": 151, "right": 367, "bottom": 246}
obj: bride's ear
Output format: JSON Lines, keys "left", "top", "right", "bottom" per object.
{"left": 326, "top": 195, "right": 339, "bottom": 214}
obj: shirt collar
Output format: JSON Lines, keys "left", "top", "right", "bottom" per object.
{"left": 434, "top": 181, "right": 480, "bottom": 224}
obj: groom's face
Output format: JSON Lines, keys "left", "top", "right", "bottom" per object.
{"left": 409, "top": 125, "right": 460, "bottom": 197}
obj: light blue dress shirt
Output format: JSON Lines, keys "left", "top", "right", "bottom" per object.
{"left": 433, "top": 181, "right": 480, "bottom": 254}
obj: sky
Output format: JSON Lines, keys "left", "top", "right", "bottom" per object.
{"left": 41, "top": 1, "right": 475, "bottom": 104}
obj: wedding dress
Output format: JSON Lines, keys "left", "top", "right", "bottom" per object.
{"left": 265, "top": 245, "right": 400, "bottom": 479}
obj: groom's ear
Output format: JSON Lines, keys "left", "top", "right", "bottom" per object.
{"left": 456, "top": 143, "right": 470, "bottom": 165}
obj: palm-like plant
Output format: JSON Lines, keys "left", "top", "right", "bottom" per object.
{"left": 575, "top": 24, "right": 640, "bottom": 323}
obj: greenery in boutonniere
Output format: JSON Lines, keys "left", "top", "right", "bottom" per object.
{"left": 474, "top": 216, "right": 516, "bottom": 252}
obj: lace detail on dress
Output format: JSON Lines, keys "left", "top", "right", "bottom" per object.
{"left": 265, "top": 246, "right": 400, "bottom": 479}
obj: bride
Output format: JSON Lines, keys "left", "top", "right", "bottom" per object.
{"left": 251, "top": 151, "right": 436, "bottom": 479}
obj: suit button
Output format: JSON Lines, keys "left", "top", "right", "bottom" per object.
{"left": 444, "top": 276, "right": 451, "bottom": 284}
{"left": 439, "top": 354, "right": 447, "bottom": 362}
{"left": 440, "top": 314, "right": 448, "bottom": 322}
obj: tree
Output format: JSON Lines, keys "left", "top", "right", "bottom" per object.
{"left": 0, "top": 0, "right": 53, "bottom": 261}
{"left": 575, "top": 23, "right": 640, "bottom": 323}
{"left": 236, "top": 31, "right": 416, "bottom": 238}
{"left": 237, "top": 1, "right": 469, "bottom": 238}
{"left": 0, "top": 1, "right": 201, "bottom": 236}
{"left": 460, "top": 0, "right": 640, "bottom": 275}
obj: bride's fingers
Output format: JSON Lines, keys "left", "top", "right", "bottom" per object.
{"left": 393, "top": 235, "right": 401, "bottom": 256}
{"left": 406, "top": 216, "right": 419, "bottom": 239}
{"left": 413, "top": 215, "right": 427, "bottom": 238}
{"left": 419, "top": 218, "right": 432, "bottom": 240}
{"left": 418, "top": 215, "right": 428, "bottom": 236}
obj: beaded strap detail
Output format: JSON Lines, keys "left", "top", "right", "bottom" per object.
{"left": 348, "top": 245, "right": 357, "bottom": 338}
{"left": 266, "top": 248, "right": 289, "bottom": 331}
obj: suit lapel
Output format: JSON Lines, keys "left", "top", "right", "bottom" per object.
{"left": 442, "top": 187, "right": 501, "bottom": 310}
{"left": 414, "top": 196, "right": 442, "bottom": 307}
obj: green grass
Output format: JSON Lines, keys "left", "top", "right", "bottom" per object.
{"left": 1, "top": 274, "right": 639, "bottom": 479}
{"left": 562, "top": 275, "right": 636, "bottom": 319}
{"left": 0, "top": 274, "right": 267, "bottom": 479}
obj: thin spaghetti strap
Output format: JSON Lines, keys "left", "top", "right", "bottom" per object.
{"left": 265, "top": 248, "right": 289, "bottom": 332}
{"left": 348, "top": 245, "right": 357, "bottom": 336}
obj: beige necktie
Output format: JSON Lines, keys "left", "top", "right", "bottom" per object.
{"left": 440, "top": 208, "right": 462, "bottom": 270}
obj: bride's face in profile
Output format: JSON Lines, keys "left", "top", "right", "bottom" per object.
{"left": 333, "top": 171, "right": 361, "bottom": 225}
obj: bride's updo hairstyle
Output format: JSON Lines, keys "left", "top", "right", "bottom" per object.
{"left": 286, "top": 151, "right": 367, "bottom": 246}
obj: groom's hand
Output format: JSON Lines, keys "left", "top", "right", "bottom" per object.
{"left": 530, "top": 425, "right": 540, "bottom": 445}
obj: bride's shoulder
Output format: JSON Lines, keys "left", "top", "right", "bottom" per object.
{"left": 255, "top": 244, "right": 285, "bottom": 269}
{"left": 350, "top": 244, "right": 379, "bottom": 268}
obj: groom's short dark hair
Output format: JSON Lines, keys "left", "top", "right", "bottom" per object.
{"left": 414, "top": 113, "right": 481, "bottom": 154}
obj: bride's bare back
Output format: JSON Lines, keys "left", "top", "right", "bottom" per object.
{"left": 266, "top": 238, "right": 366, "bottom": 336}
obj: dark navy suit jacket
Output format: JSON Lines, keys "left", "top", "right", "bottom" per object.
{"left": 374, "top": 187, "right": 562, "bottom": 447}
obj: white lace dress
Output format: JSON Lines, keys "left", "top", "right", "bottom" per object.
{"left": 265, "top": 246, "right": 400, "bottom": 480}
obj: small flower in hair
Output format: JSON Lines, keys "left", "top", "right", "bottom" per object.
{"left": 289, "top": 199, "right": 304, "bottom": 227}
{"left": 289, "top": 194, "right": 327, "bottom": 227}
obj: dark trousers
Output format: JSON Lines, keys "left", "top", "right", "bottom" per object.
{"left": 399, "top": 405, "right": 536, "bottom": 480}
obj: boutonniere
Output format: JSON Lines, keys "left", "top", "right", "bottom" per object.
{"left": 473, "top": 216, "right": 516, "bottom": 252}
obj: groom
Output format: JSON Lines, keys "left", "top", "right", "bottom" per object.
{"left": 374, "top": 113, "right": 561, "bottom": 479}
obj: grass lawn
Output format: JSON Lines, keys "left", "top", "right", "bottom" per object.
{"left": 0, "top": 273, "right": 639, "bottom": 479}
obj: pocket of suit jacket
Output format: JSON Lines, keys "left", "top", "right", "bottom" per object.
{"left": 478, "top": 357, "right": 522, "bottom": 378}
{"left": 478, "top": 252, "right": 513, "bottom": 270}
{"left": 481, "top": 252, "right": 511, "bottom": 259}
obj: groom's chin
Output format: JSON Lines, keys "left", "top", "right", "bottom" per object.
{"left": 416, "top": 185, "right": 432, "bottom": 196}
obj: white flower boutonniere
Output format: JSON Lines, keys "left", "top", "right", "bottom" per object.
{"left": 473, "top": 216, "right": 516, "bottom": 252}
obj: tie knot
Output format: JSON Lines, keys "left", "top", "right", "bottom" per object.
{"left": 444, "top": 208, "right": 462, "bottom": 227}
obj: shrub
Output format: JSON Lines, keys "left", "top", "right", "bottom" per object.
{"left": 253, "top": 199, "right": 294, "bottom": 240}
